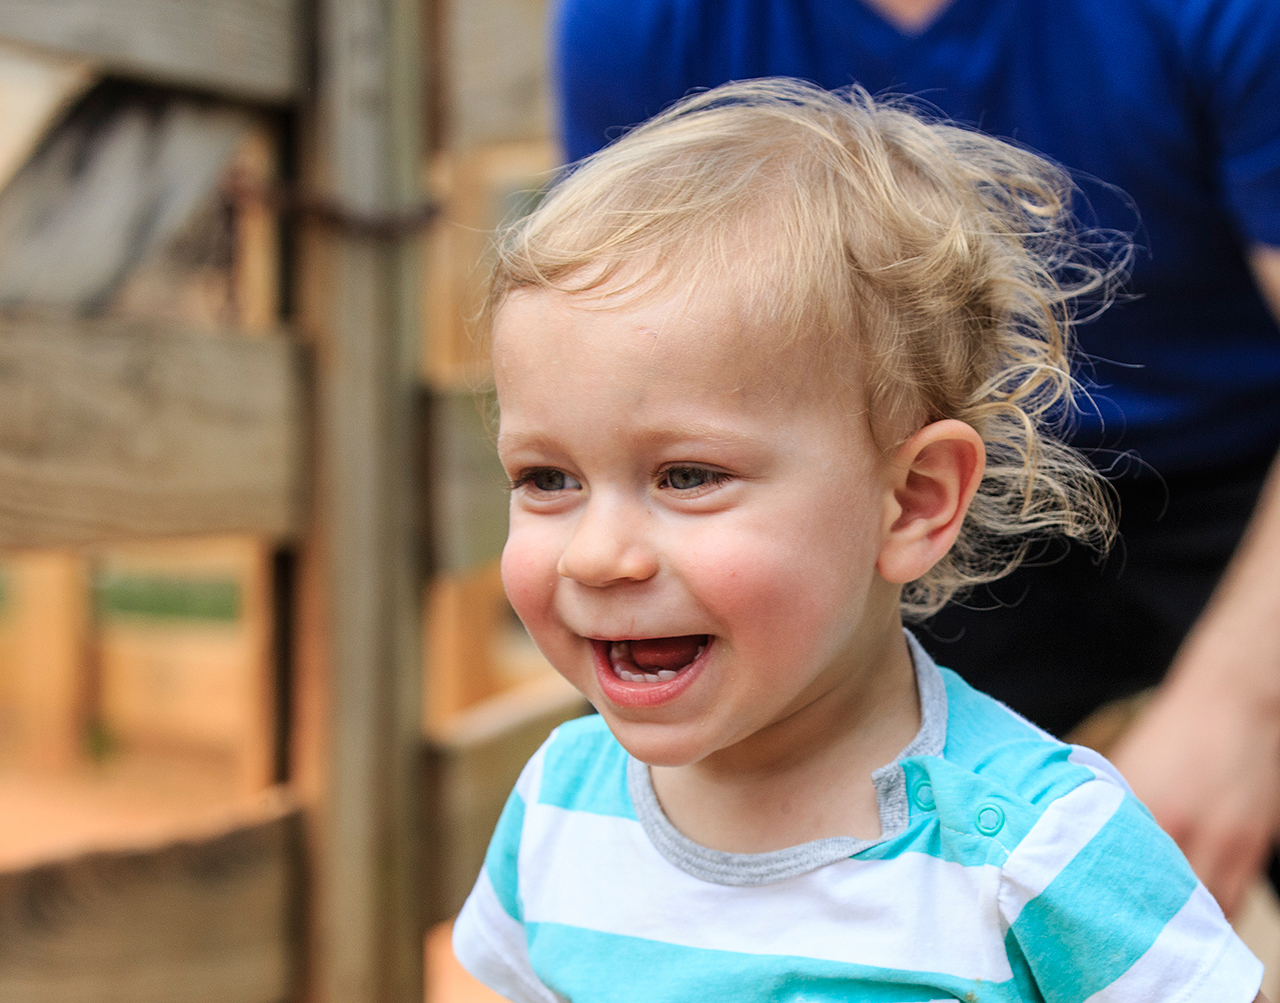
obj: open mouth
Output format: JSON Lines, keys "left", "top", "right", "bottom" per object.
{"left": 607, "top": 635, "right": 709, "bottom": 683}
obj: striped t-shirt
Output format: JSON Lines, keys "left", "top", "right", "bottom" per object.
{"left": 454, "top": 633, "right": 1262, "bottom": 1002}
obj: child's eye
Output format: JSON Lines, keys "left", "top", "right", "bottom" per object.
{"left": 512, "top": 468, "right": 581, "bottom": 493}
{"left": 660, "top": 466, "right": 729, "bottom": 491}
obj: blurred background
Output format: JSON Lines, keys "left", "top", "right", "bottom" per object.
{"left": 0, "top": 1, "right": 583, "bottom": 1001}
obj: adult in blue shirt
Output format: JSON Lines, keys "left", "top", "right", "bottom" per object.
{"left": 554, "top": 0, "right": 1280, "bottom": 915}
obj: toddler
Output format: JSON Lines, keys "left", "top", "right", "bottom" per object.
{"left": 453, "top": 79, "right": 1265, "bottom": 1002}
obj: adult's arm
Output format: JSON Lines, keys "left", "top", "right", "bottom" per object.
{"left": 1110, "top": 247, "right": 1280, "bottom": 917}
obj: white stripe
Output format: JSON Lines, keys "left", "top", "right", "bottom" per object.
{"left": 1068, "top": 744, "right": 1134, "bottom": 793}
{"left": 514, "top": 737, "right": 550, "bottom": 803}
{"left": 454, "top": 869, "right": 565, "bottom": 1003}
{"left": 998, "top": 778, "right": 1125, "bottom": 927}
{"left": 1082, "top": 883, "right": 1263, "bottom": 1003}
{"left": 519, "top": 802, "right": 1013, "bottom": 982}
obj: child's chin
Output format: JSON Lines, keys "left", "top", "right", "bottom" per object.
{"left": 595, "top": 714, "right": 716, "bottom": 769}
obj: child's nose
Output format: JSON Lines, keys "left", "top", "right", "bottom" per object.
{"left": 556, "top": 495, "right": 658, "bottom": 587}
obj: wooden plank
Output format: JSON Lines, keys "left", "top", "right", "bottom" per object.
{"left": 0, "top": 321, "right": 307, "bottom": 548}
{"left": 0, "top": 88, "right": 252, "bottom": 317}
{"left": 94, "top": 536, "right": 276, "bottom": 794}
{"left": 0, "top": 43, "right": 92, "bottom": 193}
{"left": 422, "top": 563, "right": 510, "bottom": 729}
{"left": 0, "top": 0, "right": 300, "bottom": 102}
{"left": 442, "top": 0, "right": 551, "bottom": 147}
{"left": 109, "top": 117, "right": 279, "bottom": 334}
{"left": 420, "top": 389, "right": 509, "bottom": 572}
{"left": 0, "top": 551, "right": 89, "bottom": 770}
{"left": 308, "top": 0, "right": 425, "bottom": 999}
{"left": 0, "top": 797, "right": 302, "bottom": 1003}
{"left": 421, "top": 141, "right": 556, "bottom": 386}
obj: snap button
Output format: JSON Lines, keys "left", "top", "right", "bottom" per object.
{"left": 911, "top": 781, "right": 936, "bottom": 811}
{"left": 976, "top": 804, "right": 1005, "bottom": 836}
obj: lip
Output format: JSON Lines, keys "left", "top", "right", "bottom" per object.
{"left": 591, "top": 636, "right": 711, "bottom": 709}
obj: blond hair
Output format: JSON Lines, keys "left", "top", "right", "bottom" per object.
{"left": 486, "top": 78, "right": 1122, "bottom": 618}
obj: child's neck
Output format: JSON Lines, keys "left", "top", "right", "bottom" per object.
{"left": 648, "top": 621, "right": 921, "bottom": 854}
{"left": 862, "top": 0, "right": 953, "bottom": 32}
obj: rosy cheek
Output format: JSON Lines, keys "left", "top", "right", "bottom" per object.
{"left": 684, "top": 533, "right": 794, "bottom": 614}
{"left": 500, "top": 531, "right": 552, "bottom": 629}
{"left": 685, "top": 529, "right": 855, "bottom": 637}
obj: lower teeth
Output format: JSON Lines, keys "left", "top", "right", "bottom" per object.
{"left": 615, "top": 668, "right": 672, "bottom": 683}
{"left": 609, "top": 639, "right": 706, "bottom": 683}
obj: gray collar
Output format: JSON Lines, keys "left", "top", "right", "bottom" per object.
{"left": 626, "top": 631, "right": 948, "bottom": 886}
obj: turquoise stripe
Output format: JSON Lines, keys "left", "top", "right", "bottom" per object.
{"left": 1009, "top": 794, "right": 1197, "bottom": 1003}
{"left": 484, "top": 789, "right": 526, "bottom": 921}
{"left": 855, "top": 813, "right": 1008, "bottom": 870}
{"left": 526, "top": 922, "right": 1025, "bottom": 1003}
{"left": 906, "top": 757, "right": 1038, "bottom": 852}
{"left": 537, "top": 715, "right": 637, "bottom": 819}
{"left": 1003, "top": 931, "right": 1047, "bottom": 1003}
{"left": 940, "top": 669, "right": 1095, "bottom": 807}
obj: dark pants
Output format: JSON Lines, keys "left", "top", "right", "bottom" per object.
{"left": 917, "top": 453, "right": 1273, "bottom": 739}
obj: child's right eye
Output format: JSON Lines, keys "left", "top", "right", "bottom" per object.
{"left": 512, "top": 468, "right": 581, "bottom": 493}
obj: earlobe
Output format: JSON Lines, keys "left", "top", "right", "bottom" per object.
{"left": 876, "top": 419, "right": 985, "bottom": 584}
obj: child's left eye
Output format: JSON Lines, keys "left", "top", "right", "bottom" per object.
{"left": 661, "top": 466, "right": 728, "bottom": 491}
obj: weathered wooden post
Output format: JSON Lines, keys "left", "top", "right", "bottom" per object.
{"left": 309, "top": 0, "right": 425, "bottom": 1000}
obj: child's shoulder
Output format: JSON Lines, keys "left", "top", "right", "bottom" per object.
{"left": 938, "top": 664, "right": 1123, "bottom": 795}
{"left": 903, "top": 663, "right": 1136, "bottom": 862}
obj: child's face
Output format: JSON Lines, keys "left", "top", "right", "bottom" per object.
{"left": 493, "top": 284, "right": 905, "bottom": 769}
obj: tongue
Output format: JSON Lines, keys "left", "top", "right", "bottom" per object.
{"left": 629, "top": 635, "right": 706, "bottom": 672}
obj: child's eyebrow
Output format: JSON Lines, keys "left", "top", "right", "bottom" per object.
{"left": 630, "top": 422, "right": 764, "bottom": 450}
{"left": 497, "top": 422, "right": 764, "bottom": 454}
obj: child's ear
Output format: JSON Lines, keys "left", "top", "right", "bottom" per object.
{"left": 877, "top": 419, "right": 986, "bottom": 585}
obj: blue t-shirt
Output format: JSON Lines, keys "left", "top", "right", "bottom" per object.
{"left": 555, "top": 0, "right": 1280, "bottom": 474}
{"left": 454, "top": 635, "right": 1262, "bottom": 1001}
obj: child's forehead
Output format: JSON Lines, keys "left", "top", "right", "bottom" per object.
{"left": 493, "top": 280, "right": 852, "bottom": 410}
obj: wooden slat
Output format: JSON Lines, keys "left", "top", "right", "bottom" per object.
{"left": 0, "top": 321, "right": 307, "bottom": 548}
{"left": 0, "top": 800, "right": 302, "bottom": 1003}
{"left": 0, "top": 0, "right": 300, "bottom": 102}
